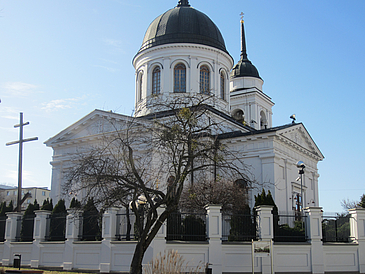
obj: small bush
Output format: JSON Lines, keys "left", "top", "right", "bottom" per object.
{"left": 144, "top": 250, "right": 203, "bottom": 274}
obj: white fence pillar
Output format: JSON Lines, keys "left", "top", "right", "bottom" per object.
{"left": 349, "top": 207, "right": 365, "bottom": 273}
{"left": 63, "top": 209, "right": 82, "bottom": 270}
{"left": 100, "top": 207, "right": 119, "bottom": 273}
{"left": 303, "top": 207, "right": 324, "bottom": 274}
{"left": 5, "top": 212, "right": 21, "bottom": 242}
{"left": 205, "top": 204, "right": 222, "bottom": 274}
{"left": 153, "top": 206, "right": 167, "bottom": 253}
{"left": 33, "top": 210, "right": 52, "bottom": 242}
{"left": 255, "top": 206, "right": 273, "bottom": 274}
{"left": 2, "top": 212, "right": 22, "bottom": 266}
{"left": 255, "top": 205, "right": 274, "bottom": 241}
{"left": 31, "top": 210, "right": 52, "bottom": 268}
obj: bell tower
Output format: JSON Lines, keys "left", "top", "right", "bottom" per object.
{"left": 230, "top": 17, "right": 274, "bottom": 130}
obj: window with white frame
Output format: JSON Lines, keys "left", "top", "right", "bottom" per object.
{"left": 199, "top": 65, "right": 210, "bottom": 94}
{"left": 152, "top": 66, "right": 161, "bottom": 95}
{"left": 174, "top": 63, "right": 186, "bottom": 93}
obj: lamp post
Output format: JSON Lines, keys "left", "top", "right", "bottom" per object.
{"left": 296, "top": 161, "right": 305, "bottom": 210}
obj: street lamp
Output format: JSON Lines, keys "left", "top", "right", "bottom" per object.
{"left": 296, "top": 161, "right": 305, "bottom": 210}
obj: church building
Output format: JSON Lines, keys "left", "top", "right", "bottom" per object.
{"left": 45, "top": 0, "right": 324, "bottom": 214}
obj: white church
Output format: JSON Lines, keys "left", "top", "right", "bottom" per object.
{"left": 45, "top": 0, "right": 324, "bottom": 214}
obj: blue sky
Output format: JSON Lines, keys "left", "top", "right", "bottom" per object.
{"left": 1, "top": 0, "right": 364, "bottom": 213}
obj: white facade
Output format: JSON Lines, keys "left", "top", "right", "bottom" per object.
{"left": 45, "top": 1, "right": 324, "bottom": 215}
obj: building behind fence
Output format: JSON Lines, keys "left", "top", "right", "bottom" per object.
{"left": 0, "top": 206, "right": 365, "bottom": 274}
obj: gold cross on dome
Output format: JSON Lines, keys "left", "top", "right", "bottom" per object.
{"left": 240, "top": 12, "right": 244, "bottom": 23}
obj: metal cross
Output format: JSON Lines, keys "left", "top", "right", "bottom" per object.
{"left": 240, "top": 12, "right": 244, "bottom": 23}
{"left": 6, "top": 112, "right": 38, "bottom": 212}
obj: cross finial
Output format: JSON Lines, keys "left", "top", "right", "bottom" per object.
{"left": 177, "top": 0, "right": 190, "bottom": 7}
{"left": 240, "top": 12, "right": 244, "bottom": 23}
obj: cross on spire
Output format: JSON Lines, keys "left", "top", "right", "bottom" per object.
{"left": 6, "top": 112, "right": 38, "bottom": 212}
{"left": 240, "top": 12, "right": 248, "bottom": 60}
{"left": 177, "top": 0, "right": 190, "bottom": 7}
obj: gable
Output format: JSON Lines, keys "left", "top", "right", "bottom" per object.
{"left": 277, "top": 124, "right": 324, "bottom": 160}
{"left": 44, "top": 109, "right": 134, "bottom": 147}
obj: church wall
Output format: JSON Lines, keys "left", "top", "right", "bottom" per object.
{"left": 133, "top": 44, "right": 233, "bottom": 117}
{"left": 223, "top": 128, "right": 321, "bottom": 214}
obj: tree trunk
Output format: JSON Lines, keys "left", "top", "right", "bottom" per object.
{"left": 130, "top": 241, "right": 145, "bottom": 274}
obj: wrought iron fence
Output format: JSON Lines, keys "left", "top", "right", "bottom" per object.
{"left": 222, "top": 213, "right": 257, "bottom": 242}
{"left": 167, "top": 212, "right": 207, "bottom": 241}
{"left": 273, "top": 214, "right": 307, "bottom": 242}
{"left": 17, "top": 214, "right": 35, "bottom": 242}
{"left": 45, "top": 212, "right": 67, "bottom": 241}
{"left": 78, "top": 211, "right": 102, "bottom": 241}
{"left": 322, "top": 215, "right": 351, "bottom": 243}
{"left": 116, "top": 212, "right": 136, "bottom": 241}
{"left": 0, "top": 216, "right": 7, "bottom": 242}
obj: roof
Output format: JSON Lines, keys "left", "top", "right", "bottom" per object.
{"left": 136, "top": 0, "right": 228, "bottom": 55}
{"left": 230, "top": 20, "right": 261, "bottom": 79}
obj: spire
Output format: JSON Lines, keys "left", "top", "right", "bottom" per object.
{"left": 177, "top": 0, "right": 190, "bottom": 7}
{"left": 240, "top": 12, "right": 248, "bottom": 60}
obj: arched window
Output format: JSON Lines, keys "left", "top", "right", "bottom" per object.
{"left": 152, "top": 66, "right": 161, "bottom": 95}
{"left": 260, "top": 111, "right": 267, "bottom": 129}
{"left": 200, "top": 65, "right": 210, "bottom": 94}
{"left": 220, "top": 71, "right": 225, "bottom": 100}
{"left": 174, "top": 63, "right": 186, "bottom": 93}
{"left": 138, "top": 73, "right": 143, "bottom": 101}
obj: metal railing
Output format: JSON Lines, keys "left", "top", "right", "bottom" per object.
{"left": 273, "top": 214, "right": 307, "bottom": 242}
{"left": 16, "top": 214, "right": 35, "bottom": 242}
{"left": 45, "top": 212, "right": 67, "bottom": 241}
{"left": 167, "top": 212, "right": 207, "bottom": 241}
{"left": 116, "top": 212, "right": 136, "bottom": 241}
{"left": 222, "top": 213, "right": 257, "bottom": 242}
{"left": 322, "top": 215, "right": 351, "bottom": 243}
{"left": 78, "top": 212, "right": 102, "bottom": 241}
{"left": 0, "top": 216, "right": 7, "bottom": 242}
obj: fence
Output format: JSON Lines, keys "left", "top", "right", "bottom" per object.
{"left": 222, "top": 213, "right": 257, "bottom": 241}
{"left": 273, "top": 213, "right": 307, "bottom": 242}
{"left": 322, "top": 214, "right": 351, "bottom": 243}
{"left": 166, "top": 211, "right": 207, "bottom": 241}
{"left": 1, "top": 206, "right": 365, "bottom": 274}
{"left": 116, "top": 211, "right": 136, "bottom": 240}
{"left": 16, "top": 214, "right": 35, "bottom": 242}
{"left": 78, "top": 211, "right": 102, "bottom": 241}
{"left": 0, "top": 216, "right": 6, "bottom": 242}
{"left": 45, "top": 212, "right": 67, "bottom": 241}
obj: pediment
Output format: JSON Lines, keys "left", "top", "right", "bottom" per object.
{"left": 44, "top": 109, "right": 134, "bottom": 147}
{"left": 277, "top": 124, "right": 324, "bottom": 160}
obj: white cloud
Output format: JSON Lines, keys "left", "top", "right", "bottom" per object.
{"left": 0, "top": 106, "right": 21, "bottom": 120}
{"left": 103, "top": 38, "right": 122, "bottom": 48}
{"left": 41, "top": 98, "right": 81, "bottom": 113}
{"left": 1, "top": 82, "right": 38, "bottom": 97}
{"left": 93, "top": 65, "right": 119, "bottom": 73}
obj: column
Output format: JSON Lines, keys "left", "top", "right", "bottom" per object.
{"left": 31, "top": 210, "right": 52, "bottom": 268}
{"left": 205, "top": 204, "right": 222, "bottom": 274}
{"left": 349, "top": 208, "right": 365, "bottom": 273}
{"left": 100, "top": 207, "right": 119, "bottom": 273}
{"left": 303, "top": 207, "right": 324, "bottom": 274}
{"left": 255, "top": 205, "right": 274, "bottom": 241}
{"left": 255, "top": 205, "right": 273, "bottom": 274}
{"left": 63, "top": 209, "right": 82, "bottom": 270}
{"left": 2, "top": 212, "right": 22, "bottom": 266}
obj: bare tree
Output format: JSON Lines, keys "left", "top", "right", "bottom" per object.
{"left": 64, "top": 95, "right": 254, "bottom": 274}
{"left": 179, "top": 178, "right": 250, "bottom": 213}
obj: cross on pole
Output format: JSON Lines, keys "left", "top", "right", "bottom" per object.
{"left": 6, "top": 112, "right": 38, "bottom": 212}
